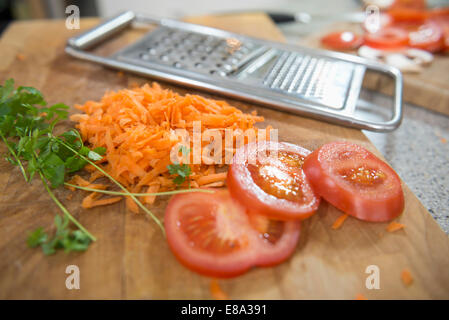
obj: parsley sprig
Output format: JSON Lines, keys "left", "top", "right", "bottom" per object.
{"left": 0, "top": 79, "right": 104, "bottom": 254}
{"left": 27, "top": 215, "right": 91, "bottom": 255}
{"left": 167, "top": 146, "right": 192, "bottom": 185}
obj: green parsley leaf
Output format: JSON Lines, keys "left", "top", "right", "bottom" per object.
{"left": 27, "top": 227, "right": 48, "bottom": 248}
{"left": 1, "top": 79, "right": 98, "bottom": 255}
{"left": 40, "top": 152, "right": 65, "bottom": 188}
{"left": 32, "top": 215, "right": 92, "bottom": 255}
{"left": 167, "top": 163, "right": 191, "bottom": 185}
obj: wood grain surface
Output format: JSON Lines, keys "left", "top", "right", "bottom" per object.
{"left": 0, "top": 13, "right": 448, "bottom": 299}
{"left": 298, "top": 22, "right": 449, "bottom": 116}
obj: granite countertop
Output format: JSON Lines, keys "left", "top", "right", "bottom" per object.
{"left": 364, "top": 96, "right": 449, "bottom": 233}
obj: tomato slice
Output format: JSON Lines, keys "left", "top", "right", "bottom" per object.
{"left": 364, "top": 27, "right": 409, "bottom": 50}
{"left": 388, "top": 8, "right": 428, "bottom": 23}
{"left": 390, "top": 0, "right": 426, "bottom": 10}
{"left": 303, "top": 142, "right": 404, "bottom": 222}
{"left": 321, "top": 31, "right": 363, "bottom": 51}
{"left": 405, "top": 21, "right": 444, "bottom": 52}
{"left": 431, "top": 17, "right": 449, "bottom": 52}
{"left": 227, "top": 141, "right": 320, "bottom": 221}
{"left": 164, "top": 189, "right": 301, "bottom": 278}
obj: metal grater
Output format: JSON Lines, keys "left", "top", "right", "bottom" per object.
{"left": 65, "top": 11, "right": 403, "bottom": 132}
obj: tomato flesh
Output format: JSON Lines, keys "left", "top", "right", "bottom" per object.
{"left": 164, "top": 189, "right": 301, "bottom": 278}
{"left": 247, "top": 151, "right": 304, "bottom": 202}
{"left": 228, "top": 141, "right": 320, "bottom": 221}
{"left": 303, "top": 142, "right": 404, "bottom": 222}
{"left": 405, "top": 21, "right": 444, "bottom": 52}
{"left": 321, "top": 31, "right": 363, "bottom": 51}
{"left": 431, "top": 17, "right": 449, "bottom": 52}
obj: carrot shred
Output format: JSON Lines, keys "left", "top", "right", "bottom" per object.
{"left": 355, "top": 293, "right": 367, "bottom": 300}
{"left": 89, "top": 170, "right": 104, "bottom": 183}
{"left": 401, "top": 269, "right": 413, "bottom": 286}
{"left": 144, "top": 184, "right": 160, "bottom": 204}
{"left": 202, "top": 181, "right": 225, "bottom": 188}
{"left": 210, "top": 279, "right": 228, "bottom": 300}
{"left": 332, "top": 213, "right": 349, "bottom": 230}
{"left": 84, "top": 197, "right": 123, "bottom": 209}
{"left": 197, "top": 172, "right": 227, "bottom": 186}
{"left": 82, "top": 192, "right": 102, "bottom": 209}
{"left": 69, "top": 175, "right": 90, "bottom": 187}
{"left": 386, "top": 221, "right": 405, "bottom": 232}
{"left": 71, "top": 82, "right": 267, "bottom": 210}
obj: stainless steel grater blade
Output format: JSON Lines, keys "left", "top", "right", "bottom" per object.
{"left": 65, "top": 11, "right": 403, "bottom": 132}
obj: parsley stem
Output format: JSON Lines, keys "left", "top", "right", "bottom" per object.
{"left": 64, "top": 183, "right": 214, "bottom": 196}
{"left": 53, "top": 136, "right": 166, "bottom": 236}
{"left": 38, "top": 170, "right": 96, "bottom": 242}
{"left": 0, "top": 132, "right": 28, "bottom": 182}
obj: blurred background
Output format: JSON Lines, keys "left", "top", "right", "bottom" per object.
{"left": 0, "top": 0, "right": 361, "bottom": 37}
{"left": 1, "top": 0, "right": 447, "bottom": 38}
{"left": 0, "top": 0, "right": 359, "bottom": 21}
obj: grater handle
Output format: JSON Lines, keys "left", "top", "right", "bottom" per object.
{"left": 67, "top": 11, "right": 135, "bottom": 50}
{"left": 388, "top": 66, "right": 404, "bottom": 131}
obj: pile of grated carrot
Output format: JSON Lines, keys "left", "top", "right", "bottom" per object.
{"left": 69, "top": 82, "right": 270, "bottom": 212}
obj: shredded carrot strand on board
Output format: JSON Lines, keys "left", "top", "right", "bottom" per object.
{"left": 71, "top": 82, "right": 268, "bottom": 211}
{"left": 386, "top": 221, "right": 405, "bottom": 232}
{"left": 332, "top": 213, "right": 349, "bottom": 230}
{"left": 144, "top": 184, "right": 160, "bottom": 205}
{"left": 355, "top": 293, "right": 367, "bottom": 300}
{"left": 83, "top": 197, "right": 123, "bottom": 209}
{"left": 210, "top": 279, "right": 228, "bottom": 300}
{"left": 197, "top": 172, "right": 228, "bottom": 186}
{"left": 68, "top": 175, "right": 90, "bottom": 187}
{"left": 81, "top": 191, "right": 102, "bottom": 209}
{"left": 401, "top": 269, "right": 413, "bottom": 286}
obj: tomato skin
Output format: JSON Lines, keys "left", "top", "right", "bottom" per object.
{"left": 321, "top": 31, "right": 363, "bottom": 51}
{"left": 390, "top": 0, "right": 426, "bottom": 10}
{"left": 388, "top": 8, "right": 427, "bottom": 23}
{"left": 303, "top": 142, "right": 404, "bottom": 222}
{"left": 228, "top": 141, "right": 320, "bottom": 221}
{"left": 364, "top": 27, "right": 409, "bottom": 50}
{"left": 164, "top": 189, "right": 301, "bottom": 278}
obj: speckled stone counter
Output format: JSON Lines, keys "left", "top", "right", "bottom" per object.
{"left": 364, "top": 95, "right": 449, "bottom": 234}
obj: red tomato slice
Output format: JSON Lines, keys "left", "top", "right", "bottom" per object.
{"left": 388, "top": 0, "right": 427, "bottom": 23}
{"left": 364, "top": 27, "right": 409, "bottom": 50}
{"left": 303, "top": 142, "right": 404, "bottom": 222}
{"left": 164, "top": 189, "right": 301, "bottom": 278}
{"left": 406, "top": 21, "right": 444, "bottom": 52}
{"left": 431, "top": 17, "right": 449, "bottom": 52}
{"left": 321, "top": 31, "right": 363, "bottom": 51}
{"left": 388, "top": 8, "right": 427, "bottom": 23}
{"left": 390, "top": 0, "right": 426, "bottom": 10}
{"left": 227, "top": 141, "right": 320, "bottom": 221}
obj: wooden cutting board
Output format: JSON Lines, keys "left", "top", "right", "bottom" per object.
{"left": 0, "top": 13, "right": 448, "bottom": 300}
{"left": 298, "top": 22, "right": 449, "bottom": 116}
